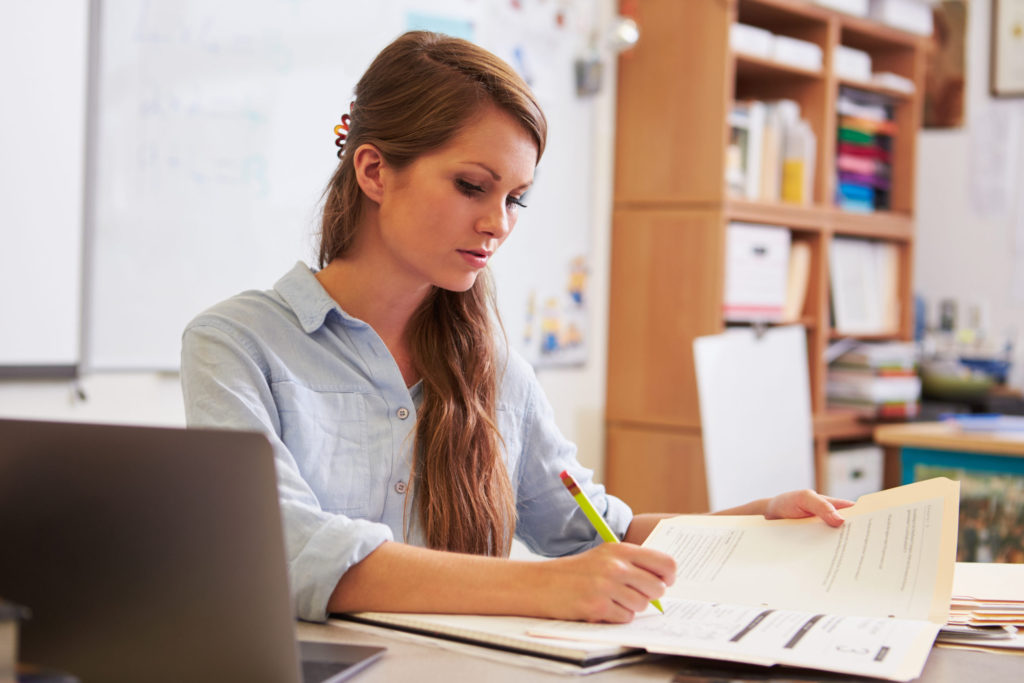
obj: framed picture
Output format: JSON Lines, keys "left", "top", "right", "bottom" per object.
{"left": 991, "top": 0, "right": 1024, "bottom": 96}
{"left": 902, "top": 448, "right": 1024, "bottom": 563}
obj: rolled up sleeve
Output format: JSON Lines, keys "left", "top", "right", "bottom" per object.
{"left": 181, "top": 322, "right": 392, "bottom": 621}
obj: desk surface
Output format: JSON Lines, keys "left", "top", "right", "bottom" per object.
{"left": 874, "top": 421, "right": 1024, "bottom": 457}
{"left": 297, "top": 619, "right": 1020, "bottom": 683}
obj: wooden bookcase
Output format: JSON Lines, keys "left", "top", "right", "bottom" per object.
{"left": 604, "top": 0, "right": 928, "bottom": 512}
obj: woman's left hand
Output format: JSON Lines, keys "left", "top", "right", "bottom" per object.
{"left": 764, "top": 490, "right": 854, "bottom": 528}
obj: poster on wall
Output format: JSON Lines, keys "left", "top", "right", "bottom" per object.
{"left": 992, "top": 0, "right": 1024, "bottom": 96}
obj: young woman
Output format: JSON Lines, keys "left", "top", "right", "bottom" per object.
{"left": 181, "top": 31, "right": 851, "bottom": 625}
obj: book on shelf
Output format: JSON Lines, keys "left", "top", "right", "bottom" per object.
{"left": 530, "top": 478, "right": 960, "bottom": 682}
{"left": 836, "top": 87, "right": 895, "bottom": 212}
{"left": 829, "top": 237, "right": 900, "bottom": 335}
{"left": 781, "top": 238, "right": 811, "bottom": 322}
{"left": 726, "top": 99, "right": 814, "bottom": 205}
{"left": 726, "top": 100, "right": 766, "bottom": 200}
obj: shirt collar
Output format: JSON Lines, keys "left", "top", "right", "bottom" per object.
{"left": 274, "top": 261, "right": 366, "bottom": 334}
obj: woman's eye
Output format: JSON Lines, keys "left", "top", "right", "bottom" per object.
{"left": 456, "top": 179, "right": 485, "bottom": 196}
{"left": 506, "top": 195, "right": 527, "bottom": 209}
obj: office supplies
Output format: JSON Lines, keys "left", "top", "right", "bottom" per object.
{"left": 559, "top": 470, "right": 664, "bottom": 614}
{"left": 530, "top": 478, "right": 960, "bottom": 682}
{"left": 693, "top": 326, "right": 815, "bottom": 511}
{"left": 0, "top": 419, "right": 385, "bottom": 683}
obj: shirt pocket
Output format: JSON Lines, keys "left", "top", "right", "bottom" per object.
{"left": 273, "top": 383, "right": 372, "bottom": 516}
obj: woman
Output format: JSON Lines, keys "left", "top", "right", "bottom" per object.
{"left": 181, "top": 31, "right": 851, "bottom": 624}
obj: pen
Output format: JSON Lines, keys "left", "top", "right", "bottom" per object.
{"left": 559, "top": 470, "right": 665, "bottom": 614}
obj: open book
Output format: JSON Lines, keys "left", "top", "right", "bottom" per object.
{"left": 530, "top": 477, "right": 959, "bottom": 681}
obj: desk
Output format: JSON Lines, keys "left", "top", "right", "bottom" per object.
{"left": 297, "top": 620, "right": 1018, "bottom": 682}
{"left": 874, "top": 422, "right": 1024, "bottom": 563}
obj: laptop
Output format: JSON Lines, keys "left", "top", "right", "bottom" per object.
{"left": 0, "top": 418, "right": 384, "bottom": 683}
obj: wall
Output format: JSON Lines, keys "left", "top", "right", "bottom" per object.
{"left": 915, "top": 0, "right": 1024, "bottom": 390}
{"left": 0, "top": 0, "right": 619, "bottom": 478}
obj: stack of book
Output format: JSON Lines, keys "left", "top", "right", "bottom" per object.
{"left": 827, "top": 341, "right": 921, "bottom": 418}
{"left": 836, "top": 87, "right": 895, "bottom": 212}
{"left": 727, "top": 99, "right": 817, "bottom": 205}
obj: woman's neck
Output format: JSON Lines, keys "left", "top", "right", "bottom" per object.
{"left": 316, "top": 258, "right": 428, "bottom": 387}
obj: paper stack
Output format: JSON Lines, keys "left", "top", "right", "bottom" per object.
{"left": 827, "top": 341, "right": 921, "bottom": 418}
{"left": 937, "top": 562, "right": 1024, "bottom": 652}
{"left": 836, "top": 87, "right": 895, "bottom": 212}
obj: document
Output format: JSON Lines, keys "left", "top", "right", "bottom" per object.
{"left": 530, "top": 478, "right": 960, "bottom": 682}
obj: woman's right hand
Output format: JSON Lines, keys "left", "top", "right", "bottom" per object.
{"left": 535, "top": 543, "right": 676, "bottom": 623}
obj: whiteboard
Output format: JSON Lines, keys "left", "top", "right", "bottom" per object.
{"left": 693, "top": 326, "right": 816, "bottom": 510}
{"left": 0, "top": 1, "right": 88, "bottom": 370}
{"left": 87, "top": 0, "right": 602, "bottom": 370}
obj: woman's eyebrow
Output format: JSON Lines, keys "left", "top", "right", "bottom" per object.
{"left": 460, "top": 161, "right": 533, "bottom": 190}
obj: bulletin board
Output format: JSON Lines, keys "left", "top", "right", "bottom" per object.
{"left": 84, "top": 0, "right": 603, "bottom": 370}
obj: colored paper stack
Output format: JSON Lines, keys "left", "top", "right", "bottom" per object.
{"left": 835, "top": 88, "right": 895, "bottom": 212}
{"left": 827, "top": 341, "right": 920, "bottom": 418}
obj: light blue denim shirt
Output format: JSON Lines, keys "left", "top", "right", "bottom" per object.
{"left": 180, "top": 262, "right": 633, "bottom": 622}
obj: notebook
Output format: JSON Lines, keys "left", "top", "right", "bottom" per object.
{"left": 0, "top": 418, "right": 384, "bottom": 683}
{"left": 338, "top": 611, "right": 642, "bottom": 667}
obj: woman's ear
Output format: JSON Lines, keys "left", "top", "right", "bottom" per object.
{"left": 352, "top": 143, "right": 386, "bottom": 204}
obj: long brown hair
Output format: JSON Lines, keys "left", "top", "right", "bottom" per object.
{"left": 319, "top": 31, "right": 547, "bottom": 556}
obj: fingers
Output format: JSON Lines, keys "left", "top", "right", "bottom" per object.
{"left": 801, "top": 492, "right": 846, "bottom": 528}
{"left": 826, "top": 496, "right": 856, "bottom": 510}
{"left": 559, "top": 544, "right": 675, "bottom": 623}
{"left": 766, "top": 489, "right": 850, "bottom": 527}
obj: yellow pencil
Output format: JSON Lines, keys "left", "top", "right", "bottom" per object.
{"left": 559, "top": 470, "right": 664, "bottom": 614}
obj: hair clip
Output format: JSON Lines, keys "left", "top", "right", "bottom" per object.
{"left": 334, "top": 113, "right": 351, "bottom": 159}
{"left": 333, "top": 101, "right": 356, "bottom": 159}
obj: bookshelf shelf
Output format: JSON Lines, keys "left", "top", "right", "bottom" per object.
{"left": 836, "top": 77, "right": 915, "bottom": 101}
{"left": 734, "top": 54, "right": 825, "bottom": 82}
{"left": 605, "top": 0, "right": 926, "bottom": 512}
{"left": 829, "top": 330, "right": 904, "bottom": 342}
{"left": 829, "top": 209, "right": 914, "bottom": 240}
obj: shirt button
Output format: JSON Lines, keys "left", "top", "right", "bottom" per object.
{"left": 396, "top": 407, "right": 410, "bottom": 419}
{"left": 395, "top": 481, "right": 407, "bottom": 494}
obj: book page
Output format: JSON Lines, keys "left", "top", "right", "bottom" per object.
{"left": 646, "top": 478, "right": 958, "bottom": 623}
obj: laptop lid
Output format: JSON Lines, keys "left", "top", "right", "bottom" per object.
{"left": 0, "top": 418, "right": 340, "bottom": 683}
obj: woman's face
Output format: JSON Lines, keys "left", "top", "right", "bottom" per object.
{"left": 374, "top": 104, "right": 537, "bottom": 293}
